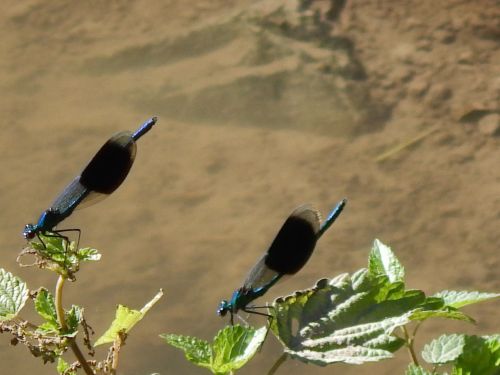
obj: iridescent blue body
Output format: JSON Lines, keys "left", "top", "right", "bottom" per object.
{"left": 23, "top": 117, "right": 157, "bottom": 244}
{"left": 217, "top": 198, "right": 346, "bottom": 324}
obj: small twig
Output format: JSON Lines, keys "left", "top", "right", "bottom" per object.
{"left": 81, "top": 315, "right": 95, "bottom": 356}
{"left": 111, "top": 332, "right": 127, "bottom": 374}
{"left": 13, "top": 316, "right": 38, "bottom": 329}
{"left": 401, "top": 326, "right": 419, "bottom": 366}
{"left": 267, "top": 353, "right": 288, "bottom": 375}
{"left": 55, "top": 275, "right": 94, "bottom": 375}
{"left": 375, "top": 127, "right": 438, "bottom": 162}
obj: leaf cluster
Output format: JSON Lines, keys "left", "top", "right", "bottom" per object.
{"left": 17, "top": 233, "right": 100, "bottom": 280}
{"left": 1, "top": 234, "right": 163, "bottom": 374}
{"left": 161, "top": 325, "right": 267, "bottom": 375}
{"left": 408, "top": 333, "right": 500, "bottom": 374}
{"left": 162, "top": 239, "right": 499, "bottom": 374}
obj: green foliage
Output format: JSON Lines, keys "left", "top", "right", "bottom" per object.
{"left": 409, "top": 309, "right": 474, "bottom": 323}
{"left": 3, "top": 232, "right": 498, "bottom": 374}
{"left": 210, "top": 325, "right": 267, "bottom": 373}
{"left": 163, "top": 334, "right": 211, "bottom": 366}
{"left": 161, "top": 325, "right": 267, "bottom": 375}
{"left": 2, "top": 236, "right": 159, "bottom": 373}
{"left": 268, "top": 239, "right": 499, "bottom": 368}
{"left": 369, "top": 239, "right": 405, "bottom": 282}
{"left": 433, "top": 290, "right": 500, "bottom": 309}
{"left": 422, "top": 333, "right": 466, "bottom": 364}
{"left": 65, "top": 305, "right": 83, "bottom": 337}
{"left": 452, "top": 335, "right": 500, "bottom": 375}
{"left": 26, "top": 233, "right": 100, "bottom": 279}
{"left": 95, "top": 290, "right": 163, "bottom": 346}
{"left": 160, "top": 239, "right": 499, "bottom": 373}
{"left": 420, "top": 334, "right": 500, "bottom": 375}
{"left": 270, "top": 240, "right": 420, "bottom": 365}
{"left": 57, "top": 357, "right": 76, "bottom": 375}
{"left": 405, "top": 364, "right": 436, "bottom": 375}
{"left": 74, "top": 247, "right": 101, "bottom": 262}
{"left": 0, "top": 268, "right": 29, "bottom": 320}
{"left": 33, "top": 285, "right": 83, "bottom": 337}
{"left": 35, "top": 288, "right": 59, "bottom": 333}
{"left": 271, "top": 272, "right": 408, "bottom": 365}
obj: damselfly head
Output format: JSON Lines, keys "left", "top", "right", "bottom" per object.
{"left": 23, "top": 224, "right": 36, "bottom": 240}
{"left": 217, "top": 300, "right": 230, "bottom": 317}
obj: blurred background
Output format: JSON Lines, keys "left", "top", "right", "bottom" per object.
{"left": 0, "top": 0, "right": 498, "bottom": 374}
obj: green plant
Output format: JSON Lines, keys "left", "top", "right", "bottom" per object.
{"left": 0, "top": 234, "right": 162, "bottom": 374}
{"left": 162, "top": 239, "right": 499, "bottom": 374}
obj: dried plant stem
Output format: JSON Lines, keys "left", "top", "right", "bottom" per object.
{"left": 375, "top": 127, "right": 438, "bottom": 162}
{"left": 110, "top": 332, "right": 125, "bottom": 375}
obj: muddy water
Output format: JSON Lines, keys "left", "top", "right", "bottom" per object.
{"left": 1, "top": 1, "right": 498, "bottom": 374}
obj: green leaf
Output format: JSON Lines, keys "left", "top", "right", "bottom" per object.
{"left": 368, "top": 239, "right": 404, "bottom": 282}
{"left": 211, "top": 325, "right": 267, "bottom": 373}
{"left": 161, "top": 334, "right": 211, "bottom": 369}
{"left": 35, "top": 288, "right": 59, "bottom": 331}
{"left": 64, "top": 305, "right": 83, "bottom": 336}
{"left": 75, "top": 247, "right": 101, "bottom": 262}
{"left": 0, "top": 268, "right": 29, "bottom": 320}
{"left": 422, "top": 333, "right": 466, "bottom": 364}
{"left": 271, "top": 239, "right": 500, "bottom": 367}
{"left": 434, "top": 290, "right": 500, "bottom": 309}
{"left": 161, "top": 325, "right": 267, "bottom": 374}
{"left": 410, "top": 308, "right": 475, "bottom": 323}
{"left": 30, "top": 234, "right": 101, "bottom": 277}
{"left": 32, "top": 234, "right": 68, "bottom": 262}
{"left": 453, "top": 335, "right": 500, "bottom": 375}
{"left": 405, "top": 363, "right": 437, "bottom": 375}
{"left": 399, "top": 288, "right": 481, "bottom": 326}
{"left": 95, "top": 305, "right": 140, "bottom": 346}
{"left": 38, "top": 321, "right": 60, "bottom": 333}
{"left": 95, "top": 289, "right": 163, "bottom": 346}
{"left": 57, "top": 357, "right": 76, "bottom": 375}
{"left": 271, "top": 271, "right": 414, "bottom": 365}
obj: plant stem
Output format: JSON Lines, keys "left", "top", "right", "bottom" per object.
{"left": 412, "top": 321, "right": 422, "bottom": 337}
{"left": 55, "top": 275, "right": 94, "bottom": 375}
{"left": 267, "top": 353, "right": 288, "bottom": 375}
{"left": 69, "top": 338, "right": 94, "bottom": 375}
{"left": 111, "top": 333, "right": 124, "bottom": 374}
{"left": 55, "top": 276, "right": 67, "bottom": 331}
{"left": 401, "top": 325, "right": 419, "bottom": 366}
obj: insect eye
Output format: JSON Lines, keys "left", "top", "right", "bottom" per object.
{"left": 217, "top": 301, "right": 229, "bottom": 316}
{"left": 23, "top": 225, "right": 36, "bottom": 240}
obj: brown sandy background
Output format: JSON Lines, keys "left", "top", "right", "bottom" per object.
{"left": 0, "top": 1, "right": 499, "bottom": 374}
